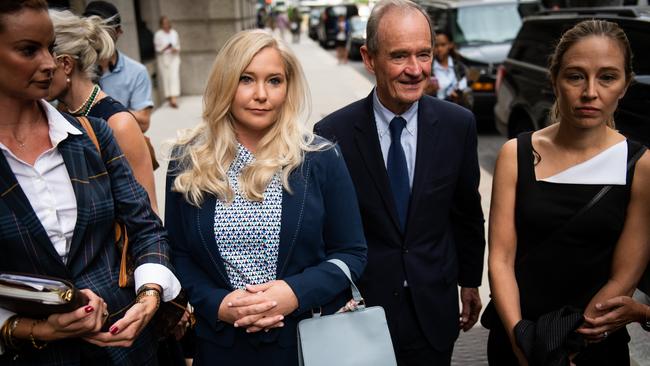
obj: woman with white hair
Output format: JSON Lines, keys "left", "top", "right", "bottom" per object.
{"left": 47, "top": 9, "right": 158, "bottom": 212}
{"left": 165, "top": 29, "right": 367, "bottom": 365}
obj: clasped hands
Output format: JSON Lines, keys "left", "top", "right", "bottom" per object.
{"left": 218, "top": 280, "right": 299, "bottom": 333}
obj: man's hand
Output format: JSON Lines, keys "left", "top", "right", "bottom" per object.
{"left": 459, "top": 287, "right": 482, "bottom": 331}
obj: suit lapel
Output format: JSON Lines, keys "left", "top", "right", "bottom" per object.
{"left": 276, "top": 159, "right": 309, "bottom": 278}
{"left": 197, "top": 195, "right": 231, "bottom": 288}
{"left": 353, "top": 93, "right": 402, "bottom": 232}
{"left": 406, "top": 97, "right": 441, "bottom": 237}
{"left": 0, "top": 150, "right": 68, "bottom": 273}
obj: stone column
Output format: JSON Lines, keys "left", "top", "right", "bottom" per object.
{"left": 152, "top": 0, "right": 257, "bottom": 96}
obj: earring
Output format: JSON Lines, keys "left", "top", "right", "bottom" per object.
{"left": 66, "top": 77, "right": 71, "bottom": 84}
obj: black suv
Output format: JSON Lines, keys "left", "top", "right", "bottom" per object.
{"left": 418, "top": 0, "right": 541, "bottom": 125}
{"left": 494, "top": 7, "right": 650, "bottom": 145}
{"left": 317, "top": 4, "right": 359, "bottom": 48}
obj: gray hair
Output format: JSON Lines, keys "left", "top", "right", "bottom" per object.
{"left": 365, "top": 0, "right": 434, "bottom": 55}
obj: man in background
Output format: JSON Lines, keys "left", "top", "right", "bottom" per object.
{"left": 83, "top": 1, "right": 154, "bottom": 133}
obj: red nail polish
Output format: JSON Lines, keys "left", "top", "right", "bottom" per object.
{"left": 84, "top": 306, "right": 94, "bottom": 313}
{"left": 110, "top": 326, "right": 119, "bottom": 334}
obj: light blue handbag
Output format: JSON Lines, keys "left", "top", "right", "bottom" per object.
{"left": 297, "top": 259, "right": 397, "bottom": 366}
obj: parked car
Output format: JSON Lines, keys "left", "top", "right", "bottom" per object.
{"left": 317, "top": 4, "right": 359, "bottom": 48}
{"left": 418, "top": 0, "right": 542, "bottom": 126}
{"left": 494, "top": 6, "right": 650, "bottom": 146}
{"left": 346, "top": 16, "right": 368, "bottom": 60}
{"left": 308, "top": 8, "right": 322, "bottom": 40}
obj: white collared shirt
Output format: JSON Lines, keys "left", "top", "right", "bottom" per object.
{"left": 0, "top": 100, "right": 82, "bottom": 263}
{"left": 433, "top": 56, "right": 468, "bottom": 100}
{"left": 373, "top": 89, "right": 418, "bottom": 188}
{"left": 0, "top": 102, "right": 181, "bottom": 353}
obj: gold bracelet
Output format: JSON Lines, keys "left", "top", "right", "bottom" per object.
{"left": 136, "top": 288, "right": 161, "bottom": 311}
{"left": 29, "top": 320, "right": 48, "bottom": 350}
{"left": 6, "top": 316, "right": 20, "bottom": 349}
{"left": 1, "top": 316, "right": 13, "bottom": 350}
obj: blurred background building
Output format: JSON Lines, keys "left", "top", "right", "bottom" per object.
{"left": 48, "top": 0, "right": 258, "bottom": 104}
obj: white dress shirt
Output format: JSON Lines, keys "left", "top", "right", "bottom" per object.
{"left": 373, "top": 89, "right": 418, "bottom": 188}
{"left": 0, "top": 101, "right": 180, "bottom": 352}
{"left": 433, "top": 56, "right": 468, "bottom": 100}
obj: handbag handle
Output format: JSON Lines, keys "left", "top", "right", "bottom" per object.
{"left": 327, "top": 259, "right": 365, "bottom": 309}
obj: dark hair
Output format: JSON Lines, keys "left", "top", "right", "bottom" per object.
{"left": 83, "top": 0, "right": 121, "bottom": 27}
{"left": 548, "top": 19, "right": 634, "bottom": 127}
{"left": 366, "top": 0, "right": 434, "bottom": 55}
{"left": 434, "top": 29, "right": 459, "bottom": 60}
{"left": 0, "top": 0, "right": 48, "bottom": 32}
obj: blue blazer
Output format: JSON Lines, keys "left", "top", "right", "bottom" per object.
{"left": 0, "top": 114, "right": 169, "bottom": 365}
{"left": 165, "top": 141, "right": 367, "bottom": 362}
{"left": 315, "top": 92, "right": 486, "bottom": 351}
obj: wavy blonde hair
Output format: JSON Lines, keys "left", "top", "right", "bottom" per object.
{"left": 172, "top": 29, "right": 327, "bottom": 206}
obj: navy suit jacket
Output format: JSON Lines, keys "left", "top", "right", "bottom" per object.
{"left": 0, "top": 114, "right": 169, "bottom": 365}
{"left": 165, "top": 141, "right": 367, "bottom": 361}
{"left": 315, "top": 92, "right": 486, "bottom": 351}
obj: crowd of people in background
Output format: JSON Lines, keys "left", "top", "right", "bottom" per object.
{"left": 0, "top": 0, "right": 649, "bottom": 366}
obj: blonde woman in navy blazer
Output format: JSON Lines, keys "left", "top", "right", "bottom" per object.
{"left": 165, "top": 30, "right": 367, "bottom": 365}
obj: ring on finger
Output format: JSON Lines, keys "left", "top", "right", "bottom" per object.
{"left": 603, "top": 331, "right": 609, "bottom": 339}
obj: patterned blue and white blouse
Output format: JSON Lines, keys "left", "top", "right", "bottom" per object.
{"left": 214, "top": 144, "right": 283, "bottom": 289}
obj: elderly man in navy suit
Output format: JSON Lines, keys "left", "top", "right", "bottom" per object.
{"left": 314, "top": 0, "right": 486, "bottom": 364}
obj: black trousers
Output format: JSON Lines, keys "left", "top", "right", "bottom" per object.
{"left": 395, "top": 288, "right": 454, "bottom": 366}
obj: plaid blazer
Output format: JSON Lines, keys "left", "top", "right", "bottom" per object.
{"left": 0, "top": 114, "right": 170, "bottom": 365}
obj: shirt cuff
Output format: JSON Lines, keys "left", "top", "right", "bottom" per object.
{"left": 0, "top": 308, "right": 16, "bottom": 355}
{"left": 134, "top": 263, "right": 182, "bottom": 302}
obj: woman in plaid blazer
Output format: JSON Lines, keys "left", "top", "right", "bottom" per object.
{"left": 0, "top": 1, "right": 179, "bottom": 364}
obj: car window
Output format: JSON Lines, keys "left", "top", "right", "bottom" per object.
{"left": 455, "top": 4, "right": 523, "bottom": 45}
{"left": 623, "top": 22, "right": 650, "bottom": 75}
{"left": 349, "top": 17, "right": 368, "bottom": 32}
{"left": 428, "top": 7, "right": 449, "bottom": 32}
{"left": 510, "top": 18, "right": 650, "bottom": 74}
{"left": 329, "top": 6, "right": 347, "bottom": 17}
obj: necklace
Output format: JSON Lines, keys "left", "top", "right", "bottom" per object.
{"left": 68, "top": 84, "right": 100, "bottom": 116}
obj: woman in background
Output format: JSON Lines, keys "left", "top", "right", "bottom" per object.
{"left": 154, "top": 15, "right": 181, "bottom": 108}
{"left": 47, "top": 9, "right": 158, "bottom": 212}
{"left": 165, "top": 29, "right": 366, "bottom": 365}
{"left": 427, "top": 30, "right": 472, "bottom": 109}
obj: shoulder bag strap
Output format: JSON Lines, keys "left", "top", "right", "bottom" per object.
{"left": 76, "top": 116, "right": 131, "bottom": 288}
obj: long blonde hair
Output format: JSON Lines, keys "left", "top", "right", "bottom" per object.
{"left": 172, "top": 30, "right": 326, "bottom": 206}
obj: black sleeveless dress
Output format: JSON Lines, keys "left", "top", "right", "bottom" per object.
{"left": 87, "top": 96, "right": 129, "bottom": 121}
{"left": 484, "top": 132, "right": 644, "bottom": 365}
